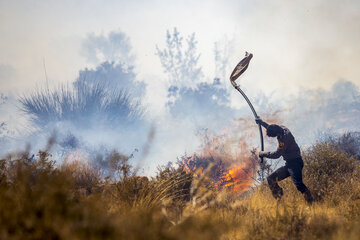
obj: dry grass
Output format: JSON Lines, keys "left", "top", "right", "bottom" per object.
{"left": 0, "top": 138, "right": 359, "bottom": 239}
{"left": 19, "top": 82, "right": 143, "bottom": 128}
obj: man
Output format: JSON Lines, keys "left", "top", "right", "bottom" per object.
{"left": 256, "top": 117, "right": 314, "bottom": 204}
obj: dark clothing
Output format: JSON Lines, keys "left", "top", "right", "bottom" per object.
{"left": 259, "top": 122, "right": 301, "bottom": 161}
{"left": 267, "top": 157, "right": 308, "bottom": 198}
{"left": 259, "top": 120, "right": 313, "bottom": 203}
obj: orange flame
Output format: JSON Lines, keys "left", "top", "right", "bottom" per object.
{"left": 181, "top": 118, "right": 260, "bottom": 194}
{"left": 218, "top": 161, "right": 255, "bottom": 193}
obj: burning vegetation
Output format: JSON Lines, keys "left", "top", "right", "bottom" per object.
{"left": 179, "top": 118, "right": 273, "bottom": 194}
{"left": 0, "top": 133, "right": 360, "bottom": 239}
{"left": 180, "top": 142, "right": 258, "bottom": 195}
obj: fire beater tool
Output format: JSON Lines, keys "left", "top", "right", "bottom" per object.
{"left": 229, "top": 52, "right": 265, "bottom": 163}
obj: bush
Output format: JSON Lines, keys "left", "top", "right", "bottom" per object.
{"left": 326, "top": 132, "right": 360, "bottom": 160}
{"left": 0, "top": 151, "right": 118, "bottom": 240}
{"left": 302, "top": 141, "right": 360, "bottom": 202}
{"left": 20, "top": 81, "right": 143, "bottom": 128}
{"left": 61, "top": 160, "right": 102, "bottom": 195}
{"left": 1, "top": 136, "right": 360, "bottom": 240}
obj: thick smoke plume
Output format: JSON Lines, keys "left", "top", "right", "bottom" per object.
{"left": 1, "top": 28, "right": 360, "bottom": 178}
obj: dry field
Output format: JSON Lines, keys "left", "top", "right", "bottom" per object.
{"left": 0, "top": 138, "right": 359, "bottom": 240}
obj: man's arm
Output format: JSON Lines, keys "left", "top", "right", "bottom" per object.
{"left": 260, "top": 141, "right": 285, "bottom": 159}
{"left": 255, "top": 117, "right": 269, "bottom": 129}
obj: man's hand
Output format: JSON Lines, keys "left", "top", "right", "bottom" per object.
{"left": 259, "top": 151, "right": 266, "bottom": 158}
{"left": 255, "top": 117, "right": 263, "bottom": 125}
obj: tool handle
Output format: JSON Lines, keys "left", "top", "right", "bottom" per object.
{"left": 229, "top": 53, "right": 264, "bottom": 165}
{"left": 233, "top": 85, "right": 265, "bottom": 161}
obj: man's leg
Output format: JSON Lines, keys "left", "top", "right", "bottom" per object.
{"left": 267, "top": 166, "right": 290, "bottom": 199}
{"left": 287, "top": 159, "right": 314, "bottom": 204}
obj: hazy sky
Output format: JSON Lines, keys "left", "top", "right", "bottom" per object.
{"left": 1, "top": 1, "right": 360, "bottom": 173}
{"left": 1, "top": 0, "right": 359, "bottom": 95}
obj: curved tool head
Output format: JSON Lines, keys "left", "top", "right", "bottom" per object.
{"left": 230, "top": 52, "right": 253, "bottom": 87}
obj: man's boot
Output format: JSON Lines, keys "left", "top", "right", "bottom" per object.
{"left": 303, "top": 189, "right": 314, "bottom": 204}
{"left": 269, "top": 184, "right": 283, "bottom": 200}
{"left": 268, "top": 175, "right": 284, "bottom": 200}
{"left": 274, "top": 187, "right": 283, "bottom": 200}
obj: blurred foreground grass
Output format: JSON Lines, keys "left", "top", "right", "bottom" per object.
{"left": 0, "top": 139, "right": 359, "bottom": 240}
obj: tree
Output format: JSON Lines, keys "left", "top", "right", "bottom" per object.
{"left": 156, "top": 28, "right": 203, "bottom": 92}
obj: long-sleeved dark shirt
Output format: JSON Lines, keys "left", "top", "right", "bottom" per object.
{"left": 259, "top": 121, "right": 301, "bottom": 161}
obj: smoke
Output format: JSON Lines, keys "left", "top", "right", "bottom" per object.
{"left": 149, "top": 28, "right": 360, "bottom": 175}
{"left": 1, "top": 25, "right": 360, "bottom": 177}
{"left": 213, "top": 37, "right": 234, "bottom": 87}
{"left": 74, "top": 61, "right": 145, "bottom": 100}
{"left": 79, "top": 30, "right": 145, "bottom": 100}
{"left": 0, "top": 32, "right": 151, "bottom": 170}
{"left": 157, "top": 29, "right": 236, "bottom": 129}
{"left": 156, "top": 28, "right": 203, "bottom": 91}
{"left": 227, "top": 0, "right": 360, "bottom": 94}
{"left": 277, "top": 79, "right": 360, "bottom": 145}
{"left": 168, "top": 81, "right": 234, "bottom": 129}
{"left": 179, "top": 118, "right": 265, "bottom": 194}
{"left": 81, "top": 30, "right": 135, "bottom": 67}
{"left": 0, "top": 64, "right": 18, "bottom": 92}
{"left": 18, "top": 79, "right": 149, "bottom": 168}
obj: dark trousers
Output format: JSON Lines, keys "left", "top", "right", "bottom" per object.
{"left": 267, "top": 157, "right": 309, "bottom": 199}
